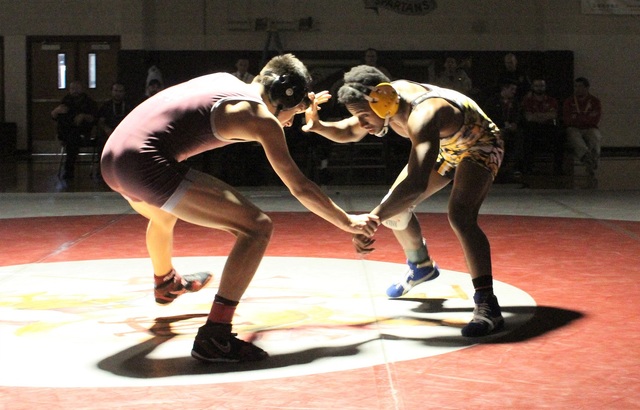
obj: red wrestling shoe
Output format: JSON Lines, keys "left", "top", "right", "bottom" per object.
{"left": 154, "top": 269, "right": 212, "bottom": 305}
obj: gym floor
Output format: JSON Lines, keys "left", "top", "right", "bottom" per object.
{"left": 1, "top": 159, "right": 639, "bottom": 409}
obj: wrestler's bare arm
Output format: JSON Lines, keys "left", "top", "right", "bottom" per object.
{"left": 371, "top": 103, "right": 442, "bottom": 221}
{"left": 213, "top": 101, "right": 378, "bottom": 236}
{"left": 302, "top": 91, "right": 367, "bottom": 143}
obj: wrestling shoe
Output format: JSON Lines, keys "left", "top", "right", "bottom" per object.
{"left": 386, "top": 259, "right": 440, "bottom": 298}
{"left": 154, "top": 270, "right": 212, "bottom": 305}
{"left": 191, "top": 322, "right": 268, "bottom": 363}
{"left": 461, "top": 293, "right": 505, "bottom": 337}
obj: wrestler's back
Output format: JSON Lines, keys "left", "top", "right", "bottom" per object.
{"left": 103, "top": 73, "right": 260, "bottom": 163}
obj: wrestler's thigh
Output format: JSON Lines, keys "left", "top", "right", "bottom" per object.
{"left": 171, "top": 170, "right": 268, "bottom": 233}
{"left": 129, "top": 200, "right": 177, "bottom": 226}
{"left": 413, "top": 170, "right": 452, "bottom": 204}
{"left": 449, "top": 160, "right": 493, "bottom": 215}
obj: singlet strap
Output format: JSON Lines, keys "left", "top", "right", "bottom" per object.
{"left": 411, "top": 93, "right": 432, "bottom": 108}
{"left": 410, "top": 84, "right": 442, "bottom": 108}
{"left": 210, "top": 96, "right": 263, "bottom": 142}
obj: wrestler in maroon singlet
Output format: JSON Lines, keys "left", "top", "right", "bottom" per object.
{"left": 101, "top": 73, "right": 262, "bottom": 208}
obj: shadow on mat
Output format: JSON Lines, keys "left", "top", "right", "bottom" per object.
{"left": 488, "top": 305, "right": 584, "bottom": 344}
{"left": 418, "top": 305, "right": 584, "bottom": 346}
{"left": 97, "top": 305, "right": 582, "bottom": 378}
{"left": 97, "top": 313, "right": 373, "bottom": 378}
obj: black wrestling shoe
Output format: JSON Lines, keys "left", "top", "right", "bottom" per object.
{"left": 461, "top": 293, "right": 504, "bottom": 337}
{"left": 191, "top": 322, "right": 268, "bottom": 363}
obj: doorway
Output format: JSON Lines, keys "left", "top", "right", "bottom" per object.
{"left": 0, "top": 36, "right": 4, "bottom": 122}
{"left": 28, "top": 36, "right": 120, "bottom": 153}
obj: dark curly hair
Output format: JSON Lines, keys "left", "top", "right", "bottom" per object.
{"left": 337, "top": 65, "right": 390, "bottom": 105}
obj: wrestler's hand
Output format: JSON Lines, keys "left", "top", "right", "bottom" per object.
{"left": 302, "top": 91, "right": 331, "bottom": 133}
{"left": 352, "top": 233, "right": 376, "bottom": 254}
{"left": 345, "top": 213, "right": 379, "bottom": 237}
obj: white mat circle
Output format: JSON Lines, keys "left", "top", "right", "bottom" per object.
{"left": 0, "top": 257, "right": 535, "bottom": 387}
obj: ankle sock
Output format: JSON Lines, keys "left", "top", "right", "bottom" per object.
{"left": 154, "top": 268, "right": 177, "bottom": 286}
{"left": 472, "top": 275, "right": 494, "bottom": 297}
{"left": 405, "top": 238, "right": 429, "bottom": 264}
{"left": 208, "top": 294, "right": 239, "bottom": 324}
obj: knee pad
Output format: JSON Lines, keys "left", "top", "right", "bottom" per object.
{"left": 382, "top": 207, "right": 415, "bottom": 230}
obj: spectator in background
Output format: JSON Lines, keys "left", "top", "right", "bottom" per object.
{"left": 231, "top": 58, "right": 256, "bottom": 84}
{"left": 145, "top": 65, "right": 164, "bottom": 97}
{"left": 97, "top": 82, "right": 131, "bottom": 139}
{"left": 497, "top": 53, "right": 530, "bottom": 101}
{"left": 96, "top": 82, "right": 132, "bottom": 176}
{"left": 50, "top": 80, "right": 97, "bottom": 180}
{"left": 483, "top": 78, "right": 524, "bottom": 181}
{"left": 363, "top": 48, "right": 392, "bottom": 79}
{"left": 145, "top": 79, "right": 163, "bottom": 99}
{"left": 521, "top": 78, "right": 565, "bottom": 175}
{"left": 434, "top": 56, "right": 473, "bottom": 96}
{"left": 563, "top": 77, "right": 603, "bottom": 177}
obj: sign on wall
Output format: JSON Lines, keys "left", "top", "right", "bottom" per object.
{"left": 581, "top": 0, "right": 640, "bottom": 14}
{"left": 363, "top": 0, "right": 437, "bottom": 15}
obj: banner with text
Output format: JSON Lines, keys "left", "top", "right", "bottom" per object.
{"left": 364, "top": 0, "right": 437, "bottom": 15}
{"left": 582, "top": 0, "right": 640, "bottom": 14}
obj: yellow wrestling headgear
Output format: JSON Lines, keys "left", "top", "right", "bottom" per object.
{"left": 365, "top": 83, "right": 399, "bottom": 119}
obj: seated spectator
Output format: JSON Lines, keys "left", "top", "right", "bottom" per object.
{"left": 497, "top": 53, "right": 531, "bottom": 102}
{"left": 96, "top": 82, "right": 132, "bottom": 176}
{"left": 50, "top": 80, "right": 97, "bottom": 179}
{"left": 145, "top": 79, "right": 163, "bottom": 99}
{"left": 231, "top": 58, "right": 256, "bottom": 84}
{"left": 563, "top": 77, "right": 603, "bottom": 177}
{"left": 482, "top": 78, "right": 524, "bottom": 181}
{"left": 434, "top": 56, "right": 473, "bottom": 96}
{"left": 363, "top": 48, "right": 392, "bottom": 79}
{"left": 521, "top": 78, "right": 565, "bottom": 175}
{"left": 97, "top": 82, "right": 131, "bottom": 138}
{"left": 145, "top": 64, "right": 163, "bottom": 97}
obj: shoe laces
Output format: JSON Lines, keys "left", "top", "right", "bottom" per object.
{"left": 404, "top": 268, "right": 417, "bottom": 281}
{"left": 406, "top": 260, "right": 433, "bottom": 280}
{"left": 472, "top": 301, "right": 491, "bottom": 321}
{"left": 162, "top": 269, "right": 177, "bottom": 283}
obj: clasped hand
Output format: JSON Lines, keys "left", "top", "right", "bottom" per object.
{"left": 352, "top": 233, "right": 376, "bottom": 254}
{"left": 347, "top": 214, "right": 379, "bottom": 255}
{"left": 347, "top": 213, "right": 379, "bottom": 238}
{"left": 302, "top": 91, "right": 331, "bottom": 133}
